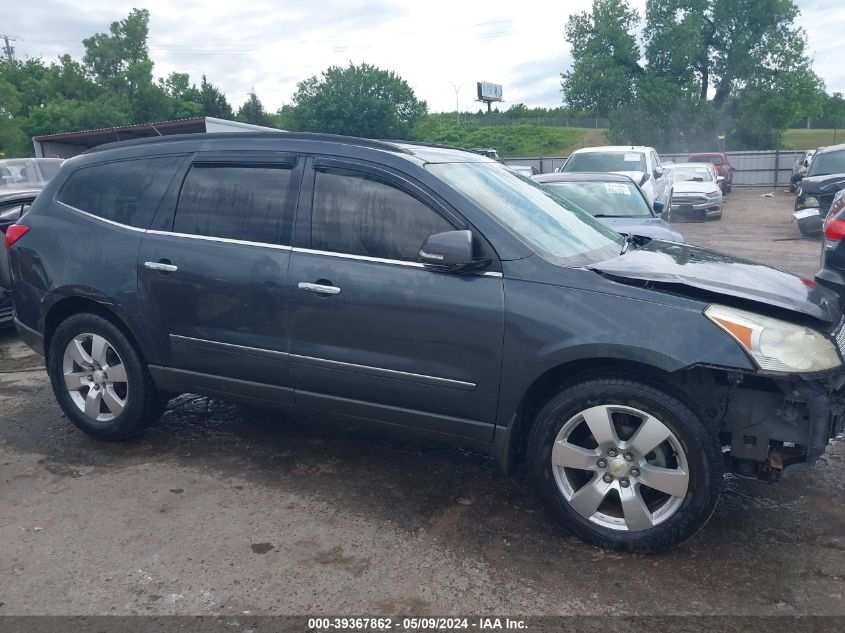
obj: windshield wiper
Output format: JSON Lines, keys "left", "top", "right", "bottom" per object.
{"left": 620, "top": 234, "right": 634, "bottom": 255}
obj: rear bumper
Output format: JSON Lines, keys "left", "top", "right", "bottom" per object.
{"left": 14, "top": 315, "right": 44, "bottom": 356}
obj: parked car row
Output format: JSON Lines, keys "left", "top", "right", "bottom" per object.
{"left": 6, "top": 132, "right": 845, "bottom": 553}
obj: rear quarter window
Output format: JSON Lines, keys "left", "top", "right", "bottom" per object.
{"left": 58, "top": 156, "right": 182, "bottom": 229}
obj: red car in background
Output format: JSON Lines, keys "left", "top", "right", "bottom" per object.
{"left": 687, "top": 152, "right": 733, "bottom": 194}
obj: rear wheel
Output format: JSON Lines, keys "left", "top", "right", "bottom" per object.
{"left": 528, "top": 377, "right": 722, "bottom": 552}
{"left": 47, "top": 313, "right": 165, "bottom": 440}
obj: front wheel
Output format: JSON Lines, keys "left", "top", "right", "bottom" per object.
{"left": 47, "top": 313, "right": 166, "bottom": 440}
{"left": 528, "top": 377, "right": 722, "bottom": 553}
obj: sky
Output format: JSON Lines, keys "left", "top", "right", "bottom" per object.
{"left": 1, "top": 0, "right": 843, "bottom": 114}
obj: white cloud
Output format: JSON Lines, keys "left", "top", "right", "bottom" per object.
{"left": 2, "top": 0, "right": 842, "bottom": 117}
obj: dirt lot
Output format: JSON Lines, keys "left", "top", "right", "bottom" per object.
{"left": 0, "top": 188, "right": 843, "bottom": 617}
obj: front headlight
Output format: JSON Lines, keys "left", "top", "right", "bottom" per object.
{"left": 705, "top": 304, "right": 841, "bottom": 373}
{"left": 797, "top": 195, "right": 820, "bottom": 210}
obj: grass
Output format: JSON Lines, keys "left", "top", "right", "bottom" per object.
{"left": 411, "top": 120, "right": 608, "bottom": 157}
{"left": 782, "top": 128, "right": 845, "bottom": 150}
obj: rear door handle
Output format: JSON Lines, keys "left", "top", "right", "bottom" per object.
{"left": 144, "top": 261, "right": 178, "bottom": 273}
{"left": 298, "top": 282, "right": 341, "bottom": 295}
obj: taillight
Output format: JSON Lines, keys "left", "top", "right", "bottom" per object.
{"left": 823, "top": 216, "right": 845, "bottom": 241}
{"left": 4, "top": 224, "right": 30, "bottom": 249}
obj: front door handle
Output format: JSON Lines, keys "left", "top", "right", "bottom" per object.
{"left": 298, "top": 282, "right": 341, "bottom": 296}
{"left": 144, "top": 261, "right": 178, "bottom": 273}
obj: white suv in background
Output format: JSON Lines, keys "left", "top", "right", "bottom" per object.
{"left": 560, "top": 146, "right": 673, "bottom": 211}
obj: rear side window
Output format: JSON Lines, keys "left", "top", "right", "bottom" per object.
{"left": 173, "top": 165, "right": 292, "bottom": 244}
{"left": 311, "top": 170, "right": 453, "bottom": 261}
{"left": 59, "top": 156, "right": 181, "bottom": 228}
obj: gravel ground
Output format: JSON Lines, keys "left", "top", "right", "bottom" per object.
{"left": 0, "top": 187, "right": 842, "bottom": 617}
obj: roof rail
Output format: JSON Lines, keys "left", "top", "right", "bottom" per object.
{"left": 86, "top": 131, "right": 414, "bottom": 155}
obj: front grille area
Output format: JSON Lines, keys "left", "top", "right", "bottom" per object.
{"left": 673, "top": 195, "right": 708, "bottom": 205}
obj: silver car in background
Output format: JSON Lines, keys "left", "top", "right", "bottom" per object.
{"left": 665, "top": 162, "right": 723, "bottom": 221}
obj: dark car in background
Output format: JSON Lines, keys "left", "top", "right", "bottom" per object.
{"left": 794, "top": 143, "right": 845, "bottom": 237}
{"left": 816, "top": 188, "right": 845, "bottom": 297}
{"left": 687, "top": 153, "right": 733, "bottom": 193}
{"left": 7, "top": 132, "right": 845, "bottom": 553}
{"left": 533, "top": 172, "right": 683, "bottom": 243}
{"left": 1, "top": 189, "right": 43, "bottom": 327}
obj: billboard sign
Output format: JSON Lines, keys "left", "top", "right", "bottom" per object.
{"left": 477, "top": 81, "right": 503, "bottom": 102}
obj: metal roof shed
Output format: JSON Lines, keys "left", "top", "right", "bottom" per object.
{"left": 32, "top": 117, "right": 282, "bottom": 159}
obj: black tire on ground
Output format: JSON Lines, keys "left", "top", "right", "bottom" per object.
{"left": 527, "top": 377, "right": 723, "bottom": 553}
{"left": 47, "top": 313, "right": 166, "bottom": 440}
{"left": 726, "top": 184, "right": 732, "bottom": 194}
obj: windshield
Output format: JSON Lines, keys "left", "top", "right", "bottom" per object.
{"left": 668, "top": 165, "right": 713, "bottom": 182}
{"left": 808, "top": 149, "right": 845, "bottom": 177}
{"left": 541, "top": 180, "right": 652, "bottom": 218}
{"left": 427, "top": 162, "right": 623, "bottom": 266}
{"left": 562, "top": 151, "right": 647, "bottom": 174}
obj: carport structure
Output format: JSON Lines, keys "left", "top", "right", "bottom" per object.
{"left": 32, "top": 116, "right": 281, "bottom": 159}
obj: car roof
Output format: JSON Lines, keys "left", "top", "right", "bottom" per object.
{"left": 669, "top": 162, "right": 713, "bottom": 170}
{"left": 533, "top": 172, "right": 634, "bottom": 184}
{"left": 815, "top": 143, "right": 845, "bottom": 155}
{"left": 85, "top": 132, "right": 492, "bottom": 165}
{"left": 569, "top": 146, "right": 653, "bottom": 155}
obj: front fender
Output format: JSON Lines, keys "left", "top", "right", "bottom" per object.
{"left": 495, "top": 274, "right": 755, "bottom": 428}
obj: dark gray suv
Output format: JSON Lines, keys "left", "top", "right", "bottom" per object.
{"left": 7, "top": 133, "right": 845, "bottom": 552}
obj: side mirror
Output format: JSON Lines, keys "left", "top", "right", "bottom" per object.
{"left": 419, "top": 229, "right": 475, "bottom": 269}
{"left": 716, "top": 175, "right": 725, "bottom": 183}
{"left": 653, "top": 167, "right": 663, "bottom": 179}
{"left": 653, "top": 200, "right": 665, "bottom": 215}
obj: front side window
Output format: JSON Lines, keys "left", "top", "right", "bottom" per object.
{"left": 562, "top": 151, "right": 648, "bottom": 174}
{"left": 173, "top": 165, "right": 292, "bottom": 244}
{"left": 311, "top": 170, "right": 453, "bottom": 261}
{"left": 59, "top": 156, "right": 182, "bottom": 228}
{"left": 428, "top": 162, "right": 623, "bottom": 266}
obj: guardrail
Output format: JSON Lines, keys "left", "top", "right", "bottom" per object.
{"left": 503, "top": 150, "right": 805, "bottom": 187}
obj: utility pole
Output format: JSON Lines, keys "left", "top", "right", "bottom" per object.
{"left": 2, "top": 35, "right": 15, "bottom": 63}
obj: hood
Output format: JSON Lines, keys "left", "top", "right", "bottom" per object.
{"left": 800, "top": 173, "right": 845, "bottom": 195}
{"left": 598, "top": 217, "right": 684, "bottom": 243}
{"left": 672, "top": 180, "right": 720, "bottom": 195}
{"left": 588, "top": 240, "right": 841, "bottom": 324}
{"left": 610, "top": 170, "right": 648, "bottom": 185}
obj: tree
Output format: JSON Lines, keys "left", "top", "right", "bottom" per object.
{"left": 561, "top": 0, "right": 642, "bottom": 115}
{"left": 237, "top": 90, "right": 270, "bottom": 126}
{"left": 566, "top": 0, "right": 825, "bottom": 149}
{"left": 290, "top": 62, "right": 427, "bottom": 138}
{"left": 198, "top": 74, "right": 234, "bottom": 119}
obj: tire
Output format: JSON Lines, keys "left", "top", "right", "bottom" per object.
{"left": 47, "top": 313, "right": 165, "bottom": 440}
{"left": 726, "top": 184, "right": 732, "bottom": 194}
{"left": 527, "top": 377, "right": 722, "bottom": 553}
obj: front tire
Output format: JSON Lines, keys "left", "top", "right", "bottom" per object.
{"left": 527, "top": 377, "right": 722, "bottom": 553}
{"left": 47, "top": 313, "right": 165, "bottom": 440}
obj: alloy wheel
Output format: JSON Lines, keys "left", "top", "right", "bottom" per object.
{"left": 551, "top": 404, "right": 689, "bottom": 531}
{"left": 62, "top": 333, "right": 129, "bottom": 422}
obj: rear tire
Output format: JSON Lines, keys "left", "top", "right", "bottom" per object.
{"left": 47, "top": 313, "right": 165, "bottom": 440}
{"left": 527, "top": 377, "right": 722, "bottom": 553}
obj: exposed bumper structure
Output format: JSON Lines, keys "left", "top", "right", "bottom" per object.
{"left": 720, "top": 370, "right": 845, "bottom": 478}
